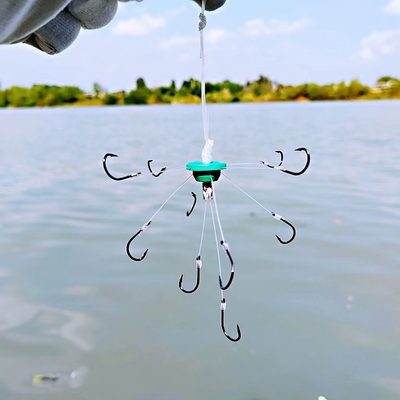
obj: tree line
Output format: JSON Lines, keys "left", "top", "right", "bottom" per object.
{"left": 0, "top": 76, "right": 399, "bottom": 108}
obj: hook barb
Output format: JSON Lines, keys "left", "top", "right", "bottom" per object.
{"left": 103, "top": 153, "right": 141, "bottom": 181}
{"left": 179, "top": 256, "right": 201, "bottom": 294}
{"left": 219, "top": 241, "right": 235, "bottom": 290}
{"left": 126, "top": 221, "right": 151, "bottom": 261}
{"left": 186, "top": 192, "right": 197, "bottom": 217}
{"left": 220, "top": 299, "right": 241, "bottom": 342}
{"left": 272, "top": 212, "right": 296, "bottom": 244}
{"left": 147, "top": 160, "right": 167, "bottom": 178}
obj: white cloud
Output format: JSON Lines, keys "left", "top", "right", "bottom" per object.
{"left": 160, "top": 29, "right": 228, "bottom": 50}
{"left": 206, "top": 29, "right": 228, "bottom": 44}
{"left": 383, "top": 0, "right": 400, "bottom": 15}
{"left": 159, "top": 16, "right": 309, "bottom": 52}
{"left": 112, "top": 14, "right": 166, "bottom": 36}
{"left": 357, "top": 29, "right": 400, "bottom": 60}
{"left": 241, "top": 17, "right": 311, "bottom": 37}
{"left": 160, "top": 36, "right": 197, "bottom": 50}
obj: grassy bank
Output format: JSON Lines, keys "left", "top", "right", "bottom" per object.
{"left": 1, "top": 76, "right": 399, "bottom": 108}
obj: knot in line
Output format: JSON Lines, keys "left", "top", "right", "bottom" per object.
{"left": 199, "top": 13, "right": 207, "bottom": 31}
{"left": 201, "top": 139, "right": 214, "bottom": 164}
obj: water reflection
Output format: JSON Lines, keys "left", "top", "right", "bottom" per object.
{"left": 0, "top": 103, "right": 399, "bottom": 400}
{"left": 0, "top": 282, "right": 93, "bottom": 394}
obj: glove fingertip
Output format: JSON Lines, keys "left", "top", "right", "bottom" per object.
{"left": 68, "top": 0, "right": 118, "bottom": 30}
{"left": 32, "top": 9, "right": 81, "bottom": 54}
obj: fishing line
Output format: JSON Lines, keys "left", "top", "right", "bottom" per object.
{"left": 199, "top": 0, "right": 214, "bottom": 164}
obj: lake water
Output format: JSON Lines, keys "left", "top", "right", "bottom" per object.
{"left": 0, "top": 101, "right": 399, "bottom": 400}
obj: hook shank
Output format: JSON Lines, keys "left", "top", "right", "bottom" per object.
{"left": 186, "top": 192, "right": 197, "bottom": 217}
{"left": 219, "top": 241, "right": 235, "bottom": 290}
{"left": 220, "top": 299, "right": 241, "bottom": 342}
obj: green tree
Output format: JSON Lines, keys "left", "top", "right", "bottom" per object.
{"left": 125, "top": 89, "right": 150, "bottom": 105}
{"left": 6, "top": 86, "right": 34, "bottom": 107}
{"left": 179, "top": 78, "right": 201, "bottom": 97}
{"left": 0, "top": 90, "right": 8, "bottom": 107}
{"left": 59, "top": 86, "right": 83, "bottom": 103}
{"left": 348, "top": 79, "right": 369, "bottom": 98}
{"left": 255, "top": 75, "right": 273, "bottom": 94}
{"left": 136, "top": 78, "right": 147, "bottom": 90}
{"left": 221, "top": 80, "right": 243, "bottom": 94}
{"left": 170, "top": 80, "right": 176, "bottom": 94}
{"left": 103, "top": 93, "right": 119, "bottom": 105}
{"left": 93, "top": 82, "right": 105, "bottom": 97}
{"left": 377, "top": 76, "right": 397, "bottom": 85}
{"left": 334, "top": 82, "right": 350, "bottom": 100}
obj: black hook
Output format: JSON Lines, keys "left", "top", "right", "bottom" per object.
{"left": 179, "top": 256, "right": 201, "bottom": 294}
{"left": 219, "top": 241, "right": 235, "bottom": 290}
{"left": 220, "top": 299, "right": 241, "bottom": 342}
{"left": 272, "top": 212, "right": 296, "bottom": 244}
{"left": 147, "top": 160, "right": 167, "bottom": 177}
{"left": 261, "top": 150, "right": 283, "bottom": 169}
{"left": 186, "top": 192, "right": 197, "bottom": 217}
{"left": 103, "top": 153, "right": 142, "bottom": 181}
{"left": 126, "top": 221, "right": 151, "bottom": 261}
{"left": 261, "top": 147, "right": 310, "bottom": 176}
{"left": 281, "top": 147, "right": 310, "bottom": 176}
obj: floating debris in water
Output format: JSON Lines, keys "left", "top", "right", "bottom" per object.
{"left": 32, "top": 374, "right": 60, "bottom": 385}
{"left": 32, "top": 366, "right": 88, "bottom": 389}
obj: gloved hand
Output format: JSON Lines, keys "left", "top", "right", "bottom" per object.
{"left": 193, "top": 0, "right": 226, "bottom": 11}
{"left": 0, "top": 0, "right": 226, "bottom": 55}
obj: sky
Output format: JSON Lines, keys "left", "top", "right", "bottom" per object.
{"left": 0, "top": 0, "right": 399, "bottom": 92}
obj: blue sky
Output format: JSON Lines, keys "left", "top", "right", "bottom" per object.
{"left": 0, "top": 0, "right": 399, "bottom": 91}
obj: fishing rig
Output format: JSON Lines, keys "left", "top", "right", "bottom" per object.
{"left": 103, "top": 1, "right": 310, "bottom": 342}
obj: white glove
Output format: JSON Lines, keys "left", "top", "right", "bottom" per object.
{"left": 0, "top": 0, "right": 226, "bottom": 55}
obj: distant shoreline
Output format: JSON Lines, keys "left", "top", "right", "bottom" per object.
{"left": 1, "top": 76, "right": 399, "bottom": 108}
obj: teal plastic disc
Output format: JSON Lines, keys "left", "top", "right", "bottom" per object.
{"left": 186, "top": 161, "right": 227, "bottom": 182}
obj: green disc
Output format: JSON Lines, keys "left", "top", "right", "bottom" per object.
{"left": 186, "top": 161, "right": 227, "bottom": 182}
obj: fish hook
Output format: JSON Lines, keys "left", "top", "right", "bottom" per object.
{"left": 271, "top": 212, "right": 296, "bottom": 244}
{"left": 281, "top": 147, "right": 310, "bottom": 176}
{"left": 186, "top": 192, "right": 197, "bottom": 217}
{"left": 103, "top": 153, "right": 142, "bottom": 181}
{"left": 179, "top": 256, "right": 201, "bottom": 294}
{"left": 126, "top": 221, "right": 151, "bottom": 261}
{"left": 219, "top": 241, "right": 235, "bottom": 290}
{"left": 260, "top": 147, "right": 310, "bottom": 176}
{"left": 220, "top": 299, "right": 241, "bottom": 342}
{"left": 147, "top": 160, "right": 167, "bottom": 178}
{"left": 260, "top": 150, "right": 283, "bottom": 169}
